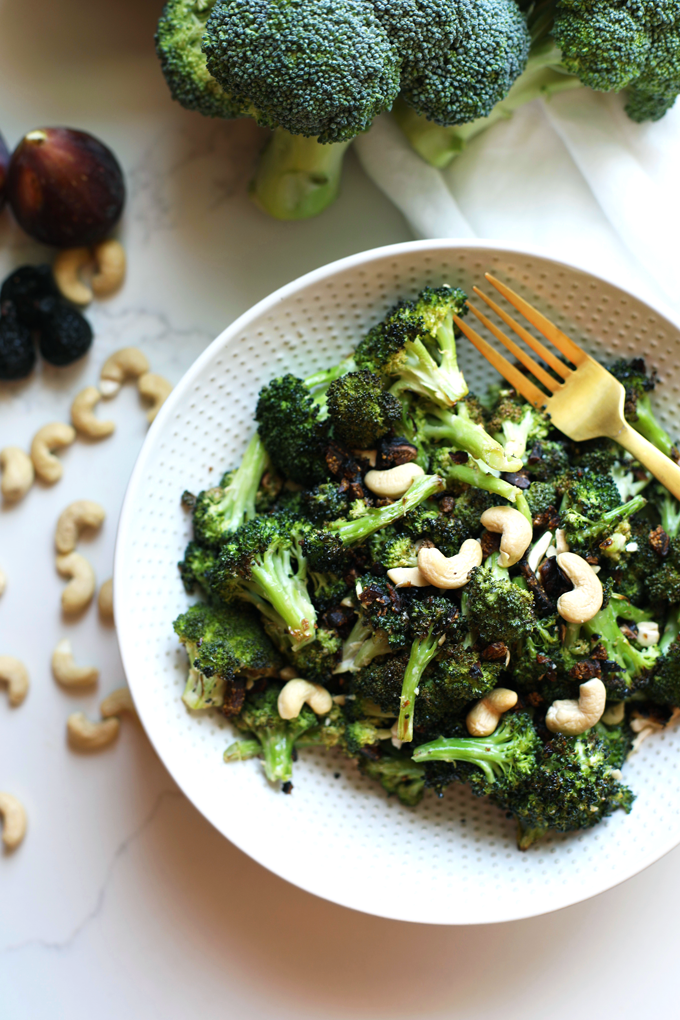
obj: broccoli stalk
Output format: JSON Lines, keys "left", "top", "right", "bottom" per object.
{"left": 409, "top": 401, "right": 523, "bottom": 472}
{"left": 250, "top": 131, "right": 352, "bottom": 221}
{"left": 328, "top": 473, "right": 445, "bottom": 545}
{"left": 660, "top": 491, "right": 680, "bottom": 539}
{"left": 413, "top": 712, "right": 537, "bottom": 785}
{"left": 582, "top": 600, "right": 660, "bottom": 693}
{"left": 230, "top": 685, "right": 318, "bottom": 783}
{"left": 432, "top": 453, "right": 532, "bottom": 522}
{"left": 397, "top": 598, "right": 455, "bottom": 742}
{"left": 561, "top": 494, "right": 647, "bottom": 561}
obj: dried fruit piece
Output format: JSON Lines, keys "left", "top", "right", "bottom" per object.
{"left": 34, "top": 296, "right": 93, "bottom": 366}
{"left": 0, "top": 301, "right": 36, "bottom": 380}
{"left": 0, "top": 131, "right": 9, "bottom": 212}
{"left": 7, "top": 128, "right": 125, "bottom": 247}
{"left": 0, "top": 264, "right": 60, "bottom": 326}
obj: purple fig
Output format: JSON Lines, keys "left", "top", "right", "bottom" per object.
{"left": 7, "top": 127, "right": 125, "bottom": 247}
{"left": 0, "top": 131, "right": 9, "bottom": 212}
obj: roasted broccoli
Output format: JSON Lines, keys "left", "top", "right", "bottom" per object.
{"left": 187, "top": 433, "right": 271, "bottom": 546}
{"left": 397, "top": 596, "right": 457, "bottom": 742}
{"left": 608, "top": 357, "right": 679, "bottom": 460}
{"left": 228, "top": 684, "right": 318, "bottom": 783}
{"left": 466, "top": 553, "right": 536, "bottom": 646}
{"left": 326, "top": 370, "right": 401, "bottom": 450}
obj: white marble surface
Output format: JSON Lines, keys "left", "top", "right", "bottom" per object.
{"left": 1, "top": 2, "right": 680, "bottom": 1017}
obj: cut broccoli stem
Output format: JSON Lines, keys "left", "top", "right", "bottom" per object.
{"left": 250, "top": 129, "right": 352, "bottom": 221}
{"left": 334, "top": 615, "right": 391, "bottom": 673}
{"left": 258, "top": 726, "right": 300, "bottom": 782}
{"left": 442, "top": 461, "right": 524, "bottom": 506}
{"left": 329, "top": 473, "right": 445, "bottom": 545}
{"left": 413, "top": 727, "right": 517, "bottom": 783}
{"left": 394, "top": 42, "right": 582, "bottom": 169}
{"left": 223, "top": 738, "right": 263, "bottom": 762}
{"left": 582, "top": 601, "right": 658, "bottom": 681}
{"left": 421, "top": 406, "right": 521, "bottom": 471}
{"left": 249, "top": 545, "right": 316, "bottom": 649}
{"left": 221, "top": 433, "right": 269, "bottom": 532}
{"left": 632, "top": 395, "right": 677, "bottom": 458}
{"left": 397, "top": 630, "right": 442, "bottom": 742}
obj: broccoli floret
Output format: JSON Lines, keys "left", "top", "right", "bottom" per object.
{"left": 230, "top": 684, "right": 318, "bottom": 783}
{"left": 351, "top": 651, "right": 409, "bottom": 713}
{"left": 173, "top": 602, "right": 281, "bottom": 712}
{"left": 510, "top": 618, "right": 578, "bottom": 703}
{"left": 558, "top": 465, "right": 623, "bottom": 518}
{"left": 416, "top": 646, "right": 503, "bottom": 737}
{"left": 326, "top": 473, "right": 445, "bottom": 546}
{"left": 369, "top": 528, "right": 419, "bottom": 569}
{"left": 432, "top": 452, "right": 532, "bottom": 522}
{"left": 561, "top": 494, "right": 647, "bottom": 563}
{"left": 486, "top": 390, "right": 551, "bottom": 463}
{"left": 189, "top": 433, "right": 270, "bottom": 546}
{"left": 581, "top": 598, "right": 660, "bottom": 698}
{"left": 396, "top": 597, "right": 458, "bottom": 742}
{"left": 526, "top": 480, "right": 558, "bottom": 521}
{"left": 406, "top": 397, "right": 522, "bottom": 472}
{"left": 645, "top": 621, "right": 680, "bottom": 705}
{"left": 302, "top": 482, "right": 350, "bottom": 525}
{"left": 178, "top": 540, "right": 218, "bottom": 595}
{"left": 360, "top": 751, "right": 426, "bottom": 806}
{"left": 595, "top": 719, "right": 633, "bottom": 769}
{"left": 608, "top": 357, "right": 679, "bottom": 459}
{"left": 287, "top": 627, "right": 342, "bottom": 683}
{"left": 655, "top": 485, "right": 680, "bottom": 539}
{"left": 646, "top": 543, "right": 680, "bottom": 607}
{"left": 399, "top": 503, "right": 466, "bottom": 558}
{"left": 374, "top": 0, "right": 531, "bottom": 126}
{"left": 466, "top": 553, "right": 536, "bottom": 646}
{"left": 256, "top": 374, "right": 329, "bottom": 487}
{"left": 156, "top": 0, "right": 248, "bottom": 118}
{"left": 355, "top": 286, "right": 469, "bottom": 407}
{"left": 326, "top": 370, "right": 401, "bottom": 450}
{"left": 334, "top": 617, "right": 394, "bottom": 675}
{"left": 525, "top": 440, "right": 570, "bottom": 481}
{"left": 211, "top": 511, "right": 318, "bottom": 649}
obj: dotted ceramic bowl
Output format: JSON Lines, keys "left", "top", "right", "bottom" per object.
{"left": 115, "top": 240, "right": 680, "bottom": 924}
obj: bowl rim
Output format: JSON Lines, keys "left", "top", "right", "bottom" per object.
{"left": 115, "top": 238, "right": 680, "bottom": 924}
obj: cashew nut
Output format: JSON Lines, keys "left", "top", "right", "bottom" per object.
{"left": 0, "top": 656, "right": 30, "bottom": 706}
{"left": 417, "top": 538, "right": 483, "bottom": 590}
{"left": 71, "top": 387, "right": 115, "bottom": 439}
{"left": 480, "top": 506, "right": 533, "bottom": 568}
{"left": 277, "top": 679, "right": 333, "bottom": 720}
{"left": 98, "top": 578, "right": 114, "bottom": 621}
{"left": 466, "top": 688, "right": 518, "bottom": 737}
{"left": 279, "top": 665, "right": 297, "bottom": 681}
{"left": 67, "top": 711, "right": 120, "bottom": 751}
{"left": 0, "top": 446, "right": 34, "bottom": 502}
{"left": 30, "top": 422, "right": 76, "bottom": 483}
{"left": 545, "top": 678, "right": 607, "bottom": 736}
{"left": 138, "top": 372, "right": 172, "bottom": 423}
{"left": 55, "top": 499, "right": 106, "bottom": 554}
{"left": 53, "top": 247, "right": 94, "bottom": 304}
{"left": 602, "top": 701, "right": 625, "bottom": 726}
{"left": 51, "top": 639, "right": 99, "bottom": 688}
{"left": 556, "top": 552, "right": 604, "bottom": 624}
{"left": 99, "top": 346, "right": 149, "bottom": 398}
{"left": 56, "top": 553, "right": 96, "bottom": 614}
{"left": 91, "top": 239, "right": 126, "bottom": 298}
{"left": 0, "top": 793, "right": 27, "bottom": 849}
{"left": 387, "top": 566, "right": 430, "bottom": 588}
{"left": 364, "top": 461, "right": 424, "bottom": 499}
{"left": 636, "top": 622, "right": 660, "bottom": 647}
{"left": 100, "top": 687, "right": 137, "bottom": 719}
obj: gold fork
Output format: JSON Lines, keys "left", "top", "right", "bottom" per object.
{"left": 451, "top": 274, "right": 680, "bottom": 502}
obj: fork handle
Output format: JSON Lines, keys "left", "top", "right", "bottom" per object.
{"left": 613, "top": 423, "right": 680, "bottom": 501}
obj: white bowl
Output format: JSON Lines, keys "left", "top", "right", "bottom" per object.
{"left": 115, "top": 240, "right": 680, "bottom": 924}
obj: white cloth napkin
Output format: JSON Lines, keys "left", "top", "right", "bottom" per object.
{"left": 354, "top": 90, "right": 680, "bottom": 320}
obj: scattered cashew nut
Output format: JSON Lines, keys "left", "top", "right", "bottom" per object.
{"left": 545, "top": 678, "right": 607, "bottom": 736}
{"left": 387, "top": 566, "right": 430, "bottom": 588}
{"left": 417, "top": 538, "right": 483, "bottom": 589}
{"left": 71, "top": 386, "right": 115, "bottom": 439}
{"left": 56, "top": 553, "right": 96, "bottom": 614}
{"left": 138, "top": 373, "right": 172, "bottom": 423}
{"left": 364, "top": 462, "right": 424, "bottom": 499}
{"left": 0, "top": 656, "right": 30, "bottom": 706}
{"left": 91, "top": 239, "right": 126, "bottom": 298}
{"left": 480, "top": 506, "right": 533, "bottom": 568}
{"left": 0, "top": 446, "right": 34, "bottom": 502}
{"left": 0, "top": 793, "right": 27, "bottom": 850}
{"left": 99, "top": 346, "right": 149, "bottom": 398}
{"left": 55, "top": 499, "right": 106, "bottom": 554}
{"left": 556, "top": 552, "right": 603, "bottom": 624}
{"left": 30, "top": 422, "right": 76, "bottom": 483}
{"left": 98, "top": 578, "right": 114, "bottom": 621}
{"left": 67, "top": 711, "right": 120, "bottom": 751}
{"left": 466, "top": 687, "right": 518, "bottom": 737}
{"left": 100, "top": 687, "right": 137, "bottom": 719}
{"left": 277, "top": 679, "right": 333, "bottom": 720}
{"left": 53, "top": 247, "right": 94, "bottom": 304}
{"left": 636, "top": 621, "right": 660, "bottom": 647}
{"left": 51, "top": 639, "right": 99, "bottom": 688}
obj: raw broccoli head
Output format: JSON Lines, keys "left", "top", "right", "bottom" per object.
{"left": 203, "top": 0, "right": 401, "bottom": 142}
{"left": 156, "top": 0, "right": 248, "bottom": 118}
{"left": 233, "top": 683, "right": 318, "bottom": 783}
{"left": 326, "top": 370, "right": 401, "bottom": 449}
{"left": 173, "top": 602, "right": 281, "bottom": 711}
{"left": 374, "top": 0, "right": 531, "bottom": 125}
{"left": 466, "top": 563, "right": 536, "bottom": 646}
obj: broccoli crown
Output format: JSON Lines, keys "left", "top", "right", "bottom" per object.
{"left": 326, "top": 369, "right": 401, "bottom": 450}
{"left": 466, "top": 562, "right": 536, "bottom": 646}
{"left": 351, "top": 651, "right": 409, "bottom": 715}
{"left": 190, "top": 434, "right": 269, "bottom": 546}
{"left": 203, "top": 0, "right": 401, "bottom": 142}
{"left": 178, "top": 540, "right": 218, "bottom": 595}
{"left": 561, "top": 493, "right": 647, "bottom": 563}
{"left": 504, "top": 729, "right": 635, "bottom": 846}
{"left": 156, "top": 0, "right": 247, "bottom": 118}
{"left": 360, "top": 752, "right": 426, "bottom": 806}
{"left": 374, "top": 0, "right": 531, "bottom": 126}
{"left": 526, "top": 480, "right": 558, "bottom": 520}
{"left": 356, "top": 575, "right": 411, "bottom": 648}
{"left": 487, "top": 391, "right": 550, "bottom": 462}
{"left": 553, "top": 0, "right": 680, "bottom": 123}
{"left": 256, "top": 374, "right": 329, "bottom": 487}
{"left": 559, "top": 465, "right": 622, "bottom": 518}
{"left": 582, "top": 599, "right": 660, "bottom": 698}
{"left": 302, "top": 482, "right": 349, "bottom": 525}
{"left": 645, "top": 638, "right": 680, "bottom": 704}
{"left": 287, "top": 626, "right": 342, "bottom": 682}
{"left": 400, "top": 503, "right": 467, "bottom": 557}
{"left": 608, "top": 357, "right": 677, "bottom": 457}
{"left": 369, "top": 527, "right": 419, "bottom": 569}
{"left": 235, "top": 683, "right": 318, "bottom": 782}
{"left": 416, "top": 646, "right": 502, "bottom": 736}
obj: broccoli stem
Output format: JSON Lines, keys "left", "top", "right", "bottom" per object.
{"left": 250, "top": 545, "right": 317, "bottom": 649}
{"left": 329, "top": 473, "right": 445, "bottom": 545}
{"left": 250, "top": 128, "right": 352, "bottom": 220}
{"left": 632, "top": 395, "right": 677, "bottom": 459}
{"left": 582, "top": 601, "right": 654, "bottom": 679}
{"left": 421, "top": 406, "right": 521, "bottom": 472}
{"left": 303, "top": 356, "right": 355, "bottom": 393}
{"left": 393, "top": 42, "right": 582, "bottom": 169}
{"left": 412, "top": 729, "right": 513, "bottom": 782}
{"left": 256, "top": 725, "right": 298, "bottom": 782}
{"left": 660, "top": 611, "right": 680, "bottom": 654}
{"left": 440, "top": 460, "right": 524, "bottom": 506}
{"left": 221, "top": 433, "right": 270, "bottom": 531}
{"left": 660, "top": 492, "right": 680, "bottom": 539}
{"left": 577, "top": 495, "right": 647, "bottom": 544}
{"left": 397, "top": 630, "right": 442, "bottom": 742}
{"left": 223, "top": 738, "right": 263, "bottom": 762}
{"left": 334, "top": 615, "right": 391, "bottom": 673}
{"left": 390, "top": 337, "right": 468, "bottom": 407}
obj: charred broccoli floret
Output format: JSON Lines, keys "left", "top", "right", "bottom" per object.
{"left": 227, "top": 684, "right": 318, "bottom": 784}
{"left": 326, "top": 370, "right": 401, "bottom": 450}
{"left": 188, "top": 433, "right": 270, "bottom": 546}
{"left": 397, "top": 596, "right": 458, "bottom": 742}
{"left": 466, "top": 553, "right": 536, "bottom": 646}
